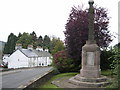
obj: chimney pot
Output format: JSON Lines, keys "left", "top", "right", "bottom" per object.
{"left": 15, "top": 43, "right": 22, "bottom": 50}
{"left": 28, "top": 45, "right": 33, "bottom": 50}
{"left": 36, "top": 46, "right": 43, "bottom": 51}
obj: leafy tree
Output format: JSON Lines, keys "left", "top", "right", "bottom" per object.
{"left": 49, "top": 37, "right": 58, "bottom": 51}
{"left": 43, "top": 35, "right": 51, "bottom": 49}
{"left": 16, "top": 32, "right": 33, "bottom": 48}
{"left": 3, "top": 33, "right": 17, "bottom": 54}
{"left": 50, "top": 37, "right": 65, "bottom": 55}
{"left": 64, "top": 6, "right": 112, "bottom": 71}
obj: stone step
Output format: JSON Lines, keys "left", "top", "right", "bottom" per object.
{"left": 74, "top": 74, "right": 108, "bottom": 82}
{"left": 69, "top": 77, "right": 109, "bottom": 87}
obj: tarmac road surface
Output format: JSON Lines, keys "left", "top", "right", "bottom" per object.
{"left": 2, "top": 67, "right": 53, "bottom": 88}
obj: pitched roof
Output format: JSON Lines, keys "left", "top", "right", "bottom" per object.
{"left": 33, "top": 50, "right": 52, "bottom": 57}
{"left": 19, "top": 49, "right": 52, "bottom": 58}
{"left": 19, "top": 49, "right": 38, "bottom": 58}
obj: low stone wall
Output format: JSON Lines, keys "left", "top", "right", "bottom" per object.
{"left": 18, "top": 68, "right": 58, "bottom": 89}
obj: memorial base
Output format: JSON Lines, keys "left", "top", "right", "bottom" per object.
{"left": 80, "top": 69, "right": 101, "bottom": 78}
{"left": 69, "top": 74, "right": 109, "bottom": 87}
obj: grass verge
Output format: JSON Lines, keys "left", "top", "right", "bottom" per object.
{"left": 38, "top": 69, "right": 114, "bottom": 89}
{"left": 101, "top": 69, "right": 112, "bottom": 76}
{"left": 38, "top": 72, "right": 79, "bottom": 89}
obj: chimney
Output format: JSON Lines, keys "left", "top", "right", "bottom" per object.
{"left": 27, "top": 45, "right": 33, "bottom": 50}
{"left": 36, "top": 46, "right": 43, "bottom": 51}
{"left": 15, "top": 43, "right": 22, "bottom": 50}
{"left": 45, "top": 48, "right": 49, "bottom": 52}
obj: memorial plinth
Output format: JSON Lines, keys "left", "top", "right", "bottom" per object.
{"left": 68, "top": 42, "right": 109, "bottom": 88}
{"left": 68, "top": 0, "right": 109, "bottom": 87}
{"left": 80, "top": 41, "right": 101, "bottom": 78}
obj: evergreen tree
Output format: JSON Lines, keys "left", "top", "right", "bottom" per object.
{"left": 30, "top": 31, "right": 37, "bottom": 41}
{"left": 43, "top": 35, "right": 51, "bottom": 49}
{"left": 37, "top": 35, "right": 43, "bottom": 47}
{"left": 3, "top": 33, "right": 17, "bottom": 54}
{"left": 18, "top": 32, "right": 22, "bottom": 39}
{"left": 30, "top": 31, "right": 37, "bottom": 48}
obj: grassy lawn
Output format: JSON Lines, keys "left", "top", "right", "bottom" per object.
{"left": 101, "top": 69, "right": 117, "bottom": 78}
{"left": 38, "top": 72, "right": 79, "bottom": 89}
{"left": 101, "top": 69, "right": 112, "bottom": 76}
{"left": 38, "top": 69, "right": 113, "bottom": 89}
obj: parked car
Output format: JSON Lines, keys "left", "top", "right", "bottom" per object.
{"left": 0, "top": 62, "right": 8, "bottom": 68}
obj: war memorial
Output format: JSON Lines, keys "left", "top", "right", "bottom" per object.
{"left": 52, "top": 0, "right": 110, "bottom": 88}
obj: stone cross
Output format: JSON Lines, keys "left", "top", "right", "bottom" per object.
{"left": 68, "top": 1, "right": 109, "bottom": 87}
{"left": 80, "top": 0, "right": 101, "bottom": 78}
{"left": 88, "top": 0, "right": 95, "bottom": 43}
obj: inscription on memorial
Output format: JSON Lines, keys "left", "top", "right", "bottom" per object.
{"left": 87, "top": 52, "right": 94, "bottom": 66}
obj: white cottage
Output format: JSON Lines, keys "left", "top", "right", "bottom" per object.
{"left": 3, "top": 44, "right": 52, "bottom": 68}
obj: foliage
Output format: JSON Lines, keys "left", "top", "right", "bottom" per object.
{"left": 17, "top": 32, "right": 22, "bottom": 39}
{"left": 64, "top": 6, "right": 112, "bottom": 71}
{"left": 101, "top": 70, "right": 112, "bottom": 76}
{"left": 4, "top": 31, "right": 64, "bottom": 55}
{"left": 16, "top": 32, "right": 33, "bottom": 48}
{"left": 50, "top": 37, "right": 65, "bottom": 55}
{"left": 107, "top": 46, "right": 120, "bottom": 88}
{"left": 100, "top": 50, "right": 114, "bottom": 70}
{"left": 36, "top": 35, "right": 43, "bottom": 47}
{"left": 30, "top": 31, "right": 37, "bottom": 48}
{"left": 53, "top": 50, "right": 77, "bottom": 73}
{"left": 43, "top": 35, "right": 51, "bottom": 49}
{"left": 3, "top": 33, "right": 17, "bottom": 54}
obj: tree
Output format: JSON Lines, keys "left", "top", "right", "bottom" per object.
{"left": 107, "top": 46, "right": 120, "bottom": 88}
{"left": 30, "top": 31, "right": 37, "bottom": 41}
{"left": 36, "top": 35, "right": 43, "bottom": 47}
{"left": 16, "top": 32, "right": 33, "bottom": 48}
{"left": 18, "top": 32, "right": 22, "bottom": 39}
{"left": 50, "top": 37, "right": 65, "bottom": 55}
{"left": 53, "top": 50, "right": 75, "bottom": 73}
{"left": 43, "top": 35, "right": 51, "bottom": 49}
{"left": 30, "top": 31, "right": 37, "bottom": 48}
{"left": 3, "top": 33, "right": 17, "bottom": 54}
{"left": 64, "top": 6, "right": 112, "bottom": 71}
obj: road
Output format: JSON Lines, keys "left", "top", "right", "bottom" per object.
{"left": 2, "top": 67, "right": 53, "bottom": 89}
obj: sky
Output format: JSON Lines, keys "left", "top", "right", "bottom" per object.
{"left": 0, "top": 0, "right": 119, "bottom": 46}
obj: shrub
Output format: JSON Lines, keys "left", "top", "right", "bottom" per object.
{"left": 107, "top": 46, "right": 120, "bottom": 88}
{"left": 100, "top": 50, "right": 114, "bottom": 70}
{"left": 53, "top": 50, "right": 76, "bottom": 73}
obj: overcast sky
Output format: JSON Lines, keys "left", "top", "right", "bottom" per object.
{"left": 0, "top": 0, "right": 119, "bottom": 46}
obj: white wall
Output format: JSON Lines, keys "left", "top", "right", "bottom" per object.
{"left": 47, "top": 57, "right": 52, "bottom": 65}
{"left": 8, "top": 50, "right": 28, "bottom": 68}
{"left": 7, "top": 50, "right": 52, "bottom": 68}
